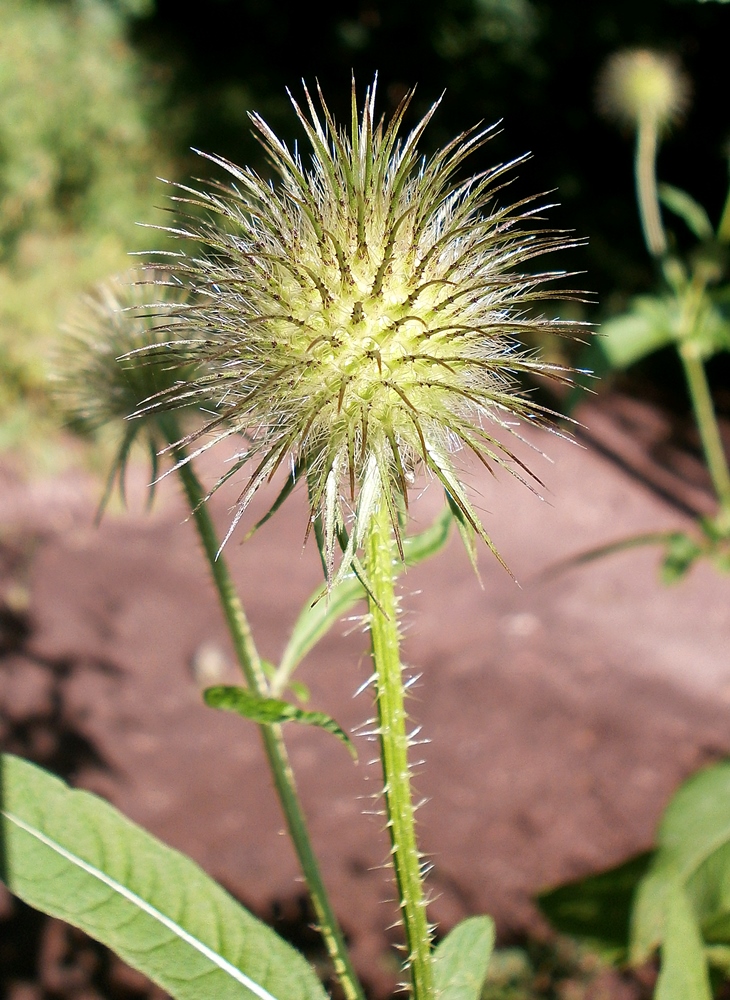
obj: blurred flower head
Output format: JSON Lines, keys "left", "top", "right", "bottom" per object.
{"left": 55, "top": 271, "right": 201, "bottom": 510}
{"left": 144, "top": 81, "right": 583, "bottom": 577}
{"left": 597, "top": 49, "right": 690, "bottom": 132}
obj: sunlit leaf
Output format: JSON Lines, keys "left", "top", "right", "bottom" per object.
{"left": 659, "top": 184, "right": 714, "bottom": 242}
{"left": 598, "top": 298, "right": 676, "bottom": 369}
{"left": 632, "top": 762, "right": 730, "bottom": 963}
{"left": 0, "top": 754, "right": 328, "bottom": 1000}
{"left": 654, "top": 889, "right": 712, "bottom": 1000}
{"left": 271, "top": 505, "right": 453, "bottom": 694}
{"left": 661, "top": 532, "right": 703, "bottom": 584}
{"left": 204, "top": 685, "right": 356, "bottom": 759}
{"left": 432, "top": 916, "right": 495, "bottom": 1000}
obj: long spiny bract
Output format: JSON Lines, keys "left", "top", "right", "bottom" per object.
{"left": 141, "top": 79, "right": 585, "bottom": 578}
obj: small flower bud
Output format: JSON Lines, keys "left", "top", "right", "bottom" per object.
{"left": 597, "top": 49, "right": 690, "bottom": 132}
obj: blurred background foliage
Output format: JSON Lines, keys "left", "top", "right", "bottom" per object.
{"left": 2, "top": 0, "right": 730, "bottom": 465}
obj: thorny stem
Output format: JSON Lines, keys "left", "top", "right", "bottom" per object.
{"left": 161, "top": 416, "right": 365, "bottom": 1000}
{"left": 635, "top": 115, "right": 667, "bottom": 259}
{"left": 365, "top": 500, "right": 433, "bottom": 1000}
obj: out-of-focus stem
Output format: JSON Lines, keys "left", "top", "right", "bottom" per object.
{"left": 635, "top": 115, "right": 667, "bottom": 259}
{"left": 717, "top": 173, "right": 730, "bottom": 244}
{"left": 161, "top": 416, "right": 365, "bottom": 1000}
{"left": 678, "top": 346, "right": 730, "bottom": 519}
{"left": 365, "top": 500, "right": 433, "bottom": 1000}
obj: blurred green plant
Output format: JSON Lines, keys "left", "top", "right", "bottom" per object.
{"left": 0, "top": 0, "right": 169, "bottom": 460}
{"left": 539, "top": 760, "right": 730, "bottom": 1000}
{"left": 566, "top": 48, "right": 730, "bottom": 582}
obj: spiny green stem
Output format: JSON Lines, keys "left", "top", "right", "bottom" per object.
{"left": 635, "top": 115, "right": 667, "bottom": 259}
{"left": 678, "top": 345, "right": 730, "bottom": 518}
{"left": 161, "top": 417, "right": 365, "bottom": 1000}
{"left": 365, "top": 501, "right": 433, "bottom": 1000}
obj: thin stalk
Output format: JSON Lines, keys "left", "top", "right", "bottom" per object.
{"left": 635, "top": 115, "right": 667, "bottom": 259}
{"left": 678, "top": 345, "right": 730, "bottom": 518}
{"left": 161, "top": 416, "right": 365, "bottom": 1000}
{"left": 717, "top": 172, "right": 730, "bottom": 244}
{"left": 365, "top": 501, "right": 433, "bottom": 1000}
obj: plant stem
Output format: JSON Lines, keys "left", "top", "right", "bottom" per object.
{"left": 678, "top": 345, "right": 730, "bottom": 519}
{"left": 162, "top": 419, "right": 365, "bottom": 1000}
{"left": 717, "top": 173, "right": 730, "bottom": 244}
{"left": 635, "top": 116, "right": 667, "bottom": 259}
{"left": 365, "top": 501, "right": 433, "bottom": 1000}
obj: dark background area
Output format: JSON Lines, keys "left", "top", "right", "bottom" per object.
{"left": 126, "top": 0, "right": 730, "bottom": 415}
{"left": 133, "top": 0, "right": 730, "bottom": 301}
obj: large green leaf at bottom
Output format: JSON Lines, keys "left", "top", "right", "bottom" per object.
{"left": 0, "top": 753, "right": 327, "bottom": 1000}
{"left": 432, "top": 916, "right": 495, "bottom": 1000}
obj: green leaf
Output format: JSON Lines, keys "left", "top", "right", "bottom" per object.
{"left": 599, "top": 294, "right": 730, "bottom": 370}
{"left": 203, "top": 686, "right": 356, "bottom": 759}
{"left": 598, "top": 297, "right": 676, "bottom": 369}
{"left": 271, "top": 505, "right": 452, "bottom": 694}
{"left": 661, "top": 532, "right": 704, "bottom": 583}
{"left": 433, "top": 916, "right": 495, "bottom": 1000}
{"left": 686, "top": 300, "right": 730, "bottom": 360}
{"left": 659, "top": 184, "right": 714, "bottom": 242}
{"left": 632, "top": 761, "right": 730, "bottom": 963}
{"left": 401, "top": 503, "right": 453, "bottom": 565}
{"left": 0, "top": 753, "right": 328, "bottom": 1000}
{"left": 655, "top": 889, "right": 712, "bottom": 1000}
{"left": 537, "top": 852, "right": 652, "bottom": 962}
{"left": 273, "top": 574, "right": 365, "bottom": 695}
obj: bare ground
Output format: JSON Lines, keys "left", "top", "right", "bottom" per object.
{"left": 1, "top": 392, "right": 729, "bottom": 999}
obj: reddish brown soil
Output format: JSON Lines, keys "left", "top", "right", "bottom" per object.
{"left": 1, "top": 392, "right": 729, "bottom": 999}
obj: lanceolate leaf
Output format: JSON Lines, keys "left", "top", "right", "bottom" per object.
{"left": 598, "top": 298, "right": 676, "bottom": 370}
{"left": 204, "top": 685, "right": 357, "bottom": 759}
{"left": 0, "top": 753, "right": 328, "bottom": 1000}
{"left": 658, "top": 184, "right": 714, "bottom": 242}
{"left": 432, "top": 916, "right": 495, "bottom": 1000}
{"left": 632, "top": 761, "right": 730, "bottom": 963}
{"left": 654, "top": 889, "right": 712, "bottom": 1000}
{"left": 271, "top": 504, "right": 453, "bottom": 694}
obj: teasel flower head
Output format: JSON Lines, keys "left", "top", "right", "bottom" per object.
{"left": 55, "top": 271, "right": 202, "bottom": 513}
{"left": 597, "top": 49, "right": 690, "bottom": 133}
{"left": 144, "top": 80, "right": 584, "bottom": 580}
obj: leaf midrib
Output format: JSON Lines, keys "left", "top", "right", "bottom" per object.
{"left": 3, "top": 808, "right": 280, "bottom": 1000}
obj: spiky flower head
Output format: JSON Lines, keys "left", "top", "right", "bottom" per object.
{"left": 55, "top": 271, "right": 202, "bottom": 510}
{"left": 146, "top": 81, "right": 581, "bottom": 578}
{"left": 597, "top": 49, "right": 690, "bottom": 132}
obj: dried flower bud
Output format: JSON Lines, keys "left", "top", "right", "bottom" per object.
{"left": 597, "top": 49, "right": 690, "bottom": 132}
{"left": 144, "top": 81, "right": 584, "bottom": 575}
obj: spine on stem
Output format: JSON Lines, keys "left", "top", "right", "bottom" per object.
{"left": 366, "top": 501, "right": 433, "bottom": 1000}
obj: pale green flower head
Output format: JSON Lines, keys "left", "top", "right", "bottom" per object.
{"left": 148, "top": 81, "right": 583, "bottom": 578}
{"left": 597, "top": 49, "right": 690, "bottom": 132}
{"left": 55, "top": 271, "right": 201, "bottom": 510}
